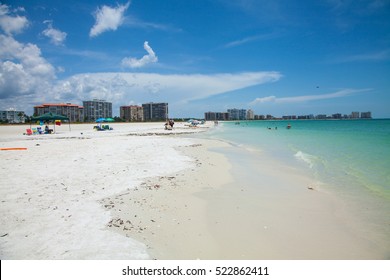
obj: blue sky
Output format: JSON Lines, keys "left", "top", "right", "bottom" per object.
{"left": 1, "top": 0, "right": 389, "bottom": 118}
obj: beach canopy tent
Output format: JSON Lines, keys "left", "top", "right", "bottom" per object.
{"left": 30, "top": 112, "right": 71, "bottom": 132}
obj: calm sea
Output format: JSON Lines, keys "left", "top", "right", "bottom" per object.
{"left": 205, "top": 119, "right": 390, "bottom": 201}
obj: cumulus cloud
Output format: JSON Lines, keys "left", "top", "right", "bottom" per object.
{"left": 89, "top": 2, "right": 130, "bottom": 37}
{"left": 50, "top": 71, "right": 281, "bottom": 112}
{"left": 42, "top": 20, "right": 67, "bottom": 46}
{"left": 0, "top": 4, "right": 29, "bottom": 35}
{"left": 121, "top": 41, "right": 158, "bottom": 68}
{"left": 0, "top": 35, "right": 56, "bottom": 101}
{"left": 250, "top": 89, "right": 371, "bottom": 105}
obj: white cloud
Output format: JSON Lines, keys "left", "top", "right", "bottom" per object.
{"left": 49, "top": 71, "right": 281, "bottom": 114}
{"left": 121, "top": 41, "right": 158, "bottom": 68}
{"left": 42, "top": 20, "right": 67, "bottom": 46}
{"left": 250, "top": 89, "right": 371, "bottom": 105}
{"left": 250, "top": 95, "right": 277, "bottom": 103}
{"left": 89, "top": 2, "right": 130, "bottom": 37}
{"left": 224, "top": 33, "right": 280, "bottom": 48}
{"left": 0, "top": 4, "right": 29, "bottom": 35}
{"left": 0, "top": 35, "right": 56, "bottom": 102}
{"left": 336, "top": 50, "right": 390, "bottom": 63}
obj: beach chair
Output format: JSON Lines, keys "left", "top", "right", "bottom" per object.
{"left": 26, "top": 128, "right": 33, "bottom": 135}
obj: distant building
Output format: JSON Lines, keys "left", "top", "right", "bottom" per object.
{"left": 0, "top": 109, "right": 25, "bottom": 123}
{"left": 246, "top": 109, "right": 254, "bottom": 120}
{"left": 142, "top": 102, "right": 168, "bottom": 121}
{"left": 254, "top": 115, "right": 266, "bottom": 120}
{"left": 351, "top": 112, "right": 360, "bottom": 119}
{"left": 205, "top": 112, "right": 229, "bottom": 121}
{"left": 360, "top": 112, "right": 372, "bottom": 119}
{"left": 316, "top": 114, "right": 327, "bottom": 119}
{"left": 228, "top": 108, "right": 247, "bottom": 120}
{"left": 297, "top": 115, "right": 312, "bottom": 119}
{"left": 332, "top": 113, "right": 342, "bottom": 119}
{"left": 120, "top": 105, "right": 144, "bottom": 122}
{"left": 83, "top": 99, "right": 112, "bottom": 122}
{"left": 282, "top": 115, "right": 297, "bottom": 120}
{"left": 34, "top": 103, "right": 84, "bottom": 122}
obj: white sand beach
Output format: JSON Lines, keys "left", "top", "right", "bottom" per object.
{"left": 0, "top": 122, "right": 388, "bottom": 259}
{"left": 0, "top": 122, "right": 204, "bottom": 259}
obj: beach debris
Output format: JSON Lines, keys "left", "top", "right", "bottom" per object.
{"left": 307, "top": 186, "right": 314, "bottom": 190}
{"left": 189, "top": 144, "right": 202, "bottom": 147}
{"left": 1, "top": 233, "right": 8, "bottom": 237}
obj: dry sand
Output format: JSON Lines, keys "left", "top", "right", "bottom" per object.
{"left": 0, "top": 122, "right": 388, "bottom": 259}
{"left": 0, "top": 122, "right": 205, "bottom": 259}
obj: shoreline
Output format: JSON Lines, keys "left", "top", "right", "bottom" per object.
{"left": 106, "top": 133, "right": 389, "bottom": 259}
{"left": 103, "top": 138, "right": 234, "bottom": 259}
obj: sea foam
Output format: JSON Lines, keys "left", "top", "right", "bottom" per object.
{"left": 294, "top": 150, "right": 316, "bottom": 168}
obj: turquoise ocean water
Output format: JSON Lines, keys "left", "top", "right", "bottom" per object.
{"left": 205, "top": 119, "right": 390, "bottom": 201}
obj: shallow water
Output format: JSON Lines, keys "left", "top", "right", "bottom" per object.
{"left": 207, "top": 119, "right": 390, "bottom": 200}
{"left": 194, "top": 119, "right": 390, "bottom": 258}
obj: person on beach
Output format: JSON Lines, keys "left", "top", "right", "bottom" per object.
{"left": 45, "top": 125, "right": 53, "bottom": 134}
{"left": 165, "top": 121, "right": 172, "bottom": 130}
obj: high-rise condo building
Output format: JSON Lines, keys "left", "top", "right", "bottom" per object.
{"left": 142, "top": 102, "right": 168, "bottom": 121}
{"left": 228, "top": 108, "right": 247, "bottom": 120}
{"left": 204, "top": 111, "right": 229, "bottom": 121}
{"left": 360, "top": 112, "right": 372, "bottom": 119}
{"left": 83, "top": 99, "right": 112, "bottom": 122}
{"left": 120, "top": 105, "right": 144, "bottom": 121}
{"left": 246, "top": 109, "right": 254, "bottom": 120}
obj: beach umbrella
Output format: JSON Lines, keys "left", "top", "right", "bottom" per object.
{"left": 105, "top": 118, "right": 115, "bottom": 122}
{"left": 30, "top": 112, "right": 71, "bottom": 132}
{"left": 95, "top": 118, "right": 106, "bottom": 123}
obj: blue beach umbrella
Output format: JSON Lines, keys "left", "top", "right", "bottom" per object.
{"left": 95, "top": 118, "right": 106, "bottom": 123}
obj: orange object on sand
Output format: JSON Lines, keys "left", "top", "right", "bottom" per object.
{"left": 0, "top": 148, "right": 27, "bottom": 151}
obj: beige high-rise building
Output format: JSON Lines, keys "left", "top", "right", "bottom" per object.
{"left": 120, "top": 105, "right": 144, "bottom": 121}
{"left": 247, "top": 109, "right": 254, "bottom": 120}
